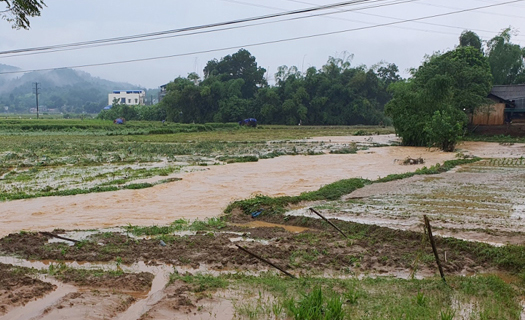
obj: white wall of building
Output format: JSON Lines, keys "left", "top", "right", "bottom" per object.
{"left": 108, "top": 90, "right": 145, "bottom": 106}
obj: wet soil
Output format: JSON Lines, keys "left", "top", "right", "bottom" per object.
{"left": 1, "top": 138, "right": 525, "bottom": 319}
{"left": 0, "top": 217, "right": 505, "bottom": 279}
{"left": 0, "top": 216, "right": 515, "bottom": 319}
{"left": 0, "top": 263, "right": 55, "bottom": 315}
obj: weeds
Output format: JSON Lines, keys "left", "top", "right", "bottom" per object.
{"left": 284, "top": 287, "right": 344, "bottom": 320}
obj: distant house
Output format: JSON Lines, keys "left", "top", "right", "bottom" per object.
{"left": 108, "top": 90, "right": 145, "bottom": 106}
{"left": 158, "top": 84, "right": 168, "bottom": 102}
{"left": 472, "top": 85, "right": 525, "bottom": 125}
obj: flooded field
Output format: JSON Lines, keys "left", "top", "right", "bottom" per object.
{"left": 0, "top": 139, "right": 458, "bottom": 237}
{"left": 1, "top": 132, "right": 525, "bottom": 319}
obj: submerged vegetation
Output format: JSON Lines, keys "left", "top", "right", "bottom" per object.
{"left": 0, "top": 120, "right": 393, "bottom": 201}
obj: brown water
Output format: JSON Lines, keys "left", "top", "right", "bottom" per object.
{"left": 0, "top": 143, "right": 459, "bottom": 237}
{"left": 4, "top": 139, "right": 521, "bottom": 238}
{"left": 232, "top": 221, "right": 310, "bottom": 233}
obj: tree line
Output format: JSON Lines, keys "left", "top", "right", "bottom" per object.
{"left": 98, "top": 28, "right": 525, "bottom": 151}
{"left": 100, "top": 49, "right": 399, "bottom": 126}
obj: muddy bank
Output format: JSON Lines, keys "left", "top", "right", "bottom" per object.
{"left": 0, "top": 218, "right": 508, "bottom": 278}
{"left": 0, "top": 263, "right": 56, "bottom": 316}
{"left": 0, "top": 143, "right": 456, "bottom": 237}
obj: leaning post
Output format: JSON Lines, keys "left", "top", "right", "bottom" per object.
{"left": 423, "top": 215, "right": 446, "bottom": 284}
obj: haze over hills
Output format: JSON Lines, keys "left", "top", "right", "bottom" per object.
{"left": 0, "top": 64, "right": 157, "bottom": 114}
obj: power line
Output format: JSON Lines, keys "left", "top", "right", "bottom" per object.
{"left": 283, "top": 0, "right": 525, "bottom": 41}
{"left": 0, "top": 0, "right": 394, "bottom": 56}
{"left": 0, "top": 0, "right": 416, "bottom": 59}
{"left": 0, "top": 0, "right": 523, "bottom": 76}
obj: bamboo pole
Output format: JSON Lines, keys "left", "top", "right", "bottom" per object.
{"left": 423, "top": 215, "right": 446, "bottom": 284}
{"left": 309, "top": 208, "right": 348, "bottom": 238}
{"left": 235, "top": 244, "right": 296, "bottom": 279}
{"left": 40, "top": 231, "right": 80, "bottom": 243}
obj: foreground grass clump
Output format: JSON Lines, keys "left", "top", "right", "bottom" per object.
{"left": 220, "top": 273, "right": 522, "bottom": 319}
{"left": 284, "top": 286, "right": 343, "bottom": 320}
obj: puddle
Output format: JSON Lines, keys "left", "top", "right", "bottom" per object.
{"left": 229, "top": 236, "right": 270, "bottom": 245}
{"left": 115, "top": 265, "right": 172, "bottom": 320}
{"left": 0, "top": 277, "right": 77, "bottom": 320}
{"left": 232, "top": 221, "right": 309, "bottom": 233}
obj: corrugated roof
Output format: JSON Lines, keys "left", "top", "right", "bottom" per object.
{"left": 491, "top": 85, "right": 525, "bottom": 108}
{"left": 491, "top": 85, "right": 525, "bottom": 100}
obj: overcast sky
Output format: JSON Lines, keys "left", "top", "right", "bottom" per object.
{"left": 1, "top": 0, "right": 524, "bottom": 88}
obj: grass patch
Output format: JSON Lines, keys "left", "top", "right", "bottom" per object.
{"left": 169, "top": 272, "right": 228, "bottom": 292}
{"left": 125, "top": 217, "right": 227, "bottom": 236}
{"left": 227, "top": 273, "right": 522, "bottom": 320}
{"left": 225, "top": 178, "right": 369, "bottom": 215}
{"left": 217, "top": 155, "right": 259, "bottom": 163}
{"left": 376, "top": 158, "right": 482, "bottom": 183}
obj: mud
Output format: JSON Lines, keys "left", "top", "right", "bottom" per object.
{"left": 0, "top": 263, "right": 56, "bottom": 316}
{"left": 1, "top": 137, "right": 525, "bottom": 319}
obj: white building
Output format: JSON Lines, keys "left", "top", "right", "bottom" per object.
{"left": 108, "top": 90, "right": 145, "bottom": 106}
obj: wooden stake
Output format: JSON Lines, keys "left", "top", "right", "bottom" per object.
{"left": 309, "top": 208, "right": 348, "bottom": 239}
{"left": 423, "top": 215, "right": 446, "bottom": 284}
{"left": 235, "top": 244, "right": 296, "bottom": 279}
{"left": 40, "top": 231, "right": 80, "bottom": 243}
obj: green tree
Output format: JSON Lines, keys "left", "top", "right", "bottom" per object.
{"left": 459, "top": 30, "right": 483, "bottom": 52}
{"left": 1, "top": 0, "right": 45, "bottom": 29}
{"left": 203, "top": 49, "right": 267, "bottom": 99}
{"left": 385, "top": 46, "right": 492, "bottom": 151}
{"left": 486, "top": 28, "right": 525, "bottom": 85}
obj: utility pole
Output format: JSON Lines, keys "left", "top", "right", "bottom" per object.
{"left": 33, "top": 82, "right": 40, "bottom": 119}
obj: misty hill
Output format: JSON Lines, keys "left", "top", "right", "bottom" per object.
{"left": 0, "top": 65, "right": 148, "bottom": 114}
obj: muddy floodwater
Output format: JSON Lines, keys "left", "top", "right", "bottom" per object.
{"left": 0, "top": 137, "right": 466, "bottom": 237}
{"left": 1, "top": 136, "right": 525, "bottom": 320}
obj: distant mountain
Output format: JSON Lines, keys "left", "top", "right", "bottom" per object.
{"left": 0, "top": 64, "right": 149, "bottom": 114}
{"left": 0, "top": 64, "right": 21, "bottom": 85}
{"left": 0, "top": 66, "right": 138, "bottom": 94}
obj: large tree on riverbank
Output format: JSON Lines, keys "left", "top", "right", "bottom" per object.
{"left": 385, "top": 46, "right": 492, "bottom": 151}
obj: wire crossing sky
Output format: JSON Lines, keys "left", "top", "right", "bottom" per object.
{"left": 0, "top": 0, "right": 524, "bottom": 87}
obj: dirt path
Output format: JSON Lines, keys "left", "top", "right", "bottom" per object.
{"left": 1, "top": 138, "right": 523, "bottom": 237}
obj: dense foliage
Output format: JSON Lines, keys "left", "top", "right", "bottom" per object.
{"left": 157, "top": 49, "right": 398, "bottom": 125}
{"left": 385, "top": 46, "right": 492, "bottom": 151}
{"left": 1, "top": 0, "right": 44, "bottom": 29}
{"left": 486, "top": 28, "right": 525, "bottom": 85}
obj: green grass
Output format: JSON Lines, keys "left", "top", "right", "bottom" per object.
{"left": 284, "top": 286, "right": 343, "bottom": 320}
{"left": 169, "top": 272, "right": 228, "bottom": 292}
{"left": 376, "top": 158, "right": 482, "bottom": 183}
{"left": 225, "top": 178, "right": 369, "bottom": 215}
{"left": 125, "top": 217, "right": 227, "bottom": 236}
{"left": 225, "top": 273, "right": 522, "bottom": 320}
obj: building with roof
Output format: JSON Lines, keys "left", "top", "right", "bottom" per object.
{"left": 158, "top": 84, "right": 168, "bottom": 102}
{"left": 472, "top": 85, "right": 525, "bottom": 125}
{"left": 108, "top": 90, "right": 145, "bottom": 106}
